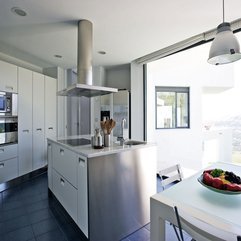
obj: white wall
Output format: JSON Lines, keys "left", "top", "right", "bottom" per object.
{"left": 130, "top": 62, "right": 144, "bottom": 140}
{"left": 93, "top": 66, "right": 106, "bottom": 86}
{"left": 106, "top": 64, "right": 130, "bottom": 90}
{"left": 146, "top": 42, "right": 234, "bottom": 171}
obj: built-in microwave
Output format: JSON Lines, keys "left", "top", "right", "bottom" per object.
{"left": 0, "top": 92, "right": 17, "bottom": 116}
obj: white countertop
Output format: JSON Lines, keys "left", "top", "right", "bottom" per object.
{"left": 48, "top": 136, "right": 156, "bottom": 158}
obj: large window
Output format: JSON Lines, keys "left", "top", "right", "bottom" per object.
{"left": 156, "top": 87, "right": 190, "bottom": 129}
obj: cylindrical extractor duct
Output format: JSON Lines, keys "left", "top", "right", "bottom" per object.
{"left": 77, "top": 20, "right": 93, "bottom": 85}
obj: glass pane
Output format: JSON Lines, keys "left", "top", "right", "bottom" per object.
{"left": 176, "top": 92, "right": 189, "bottom": 127}
{"left": 156, "top": 92, "right": 175, "bottom": 128}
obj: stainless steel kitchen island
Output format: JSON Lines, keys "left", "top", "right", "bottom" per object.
{"left": 47, "top": 137, "right": 157, "bottom": 241}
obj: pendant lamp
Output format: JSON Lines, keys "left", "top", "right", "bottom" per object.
{"left": 208, "top": 0, "right": 241, "bottom": 65}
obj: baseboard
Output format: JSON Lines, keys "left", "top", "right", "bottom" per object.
{"left": 0, "top": 166, "right": 47, "bottom": 193}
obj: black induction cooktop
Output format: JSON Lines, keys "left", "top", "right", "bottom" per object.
{"left": 59, "top": 138, "right": 91, "bottom": 146}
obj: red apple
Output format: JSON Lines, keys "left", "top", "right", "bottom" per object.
{"left": 212, "top": 177, "right": 223, "bottom": 189}
{"left": 226, "top": 183, "right": 241, "bottom": 191}
{"left": 203, "top": 173, "right": 214, "bottom": 186}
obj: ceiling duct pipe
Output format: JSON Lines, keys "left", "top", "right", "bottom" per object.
{"left": 77, "top": 20, "right": 93, "bottom": 85}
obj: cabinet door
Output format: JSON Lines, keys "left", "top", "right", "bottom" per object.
{"left": 52, "top": 144, "right": 77, "bottom": 187}
{"left": 77, "top": 155, "right": 88, "bottom": 237}
{"left": 0, "top": 144, "right": 18, "bottom": 162}
{"left": 45, "top": 76, "right": 56, "bottom": 139}
{"left": 32, "top": 72, "right": 45, "bottom": 170}
{"left": 47, "top": 141, "right": 53, "bottom": 191}
{"left": 0, "top": 60, "right": 18, "bottom": 93}
{"left": 53, "top": 169, "right": 77, "bottom": 222}
{"left": 0, "top": 157, "right": 18, "bottom": 183}
{"left": 18, "top": 67, "right": 33, "bottom": 176}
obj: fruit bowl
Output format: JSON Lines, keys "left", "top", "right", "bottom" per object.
{"left": 198, "top": 174, "right": 241, "bottom": 195}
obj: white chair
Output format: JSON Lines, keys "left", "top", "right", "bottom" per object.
{"left": 158, "top": 164, "right": 183, "bottom": 239}
{"left": 159, "top": 164, "right": 183, "bottom": 190}
{"left": 173, "top": 206, "right": 241, "bottom": 241}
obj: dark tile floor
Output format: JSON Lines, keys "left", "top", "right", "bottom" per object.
{"left": 0, "top": 173, "right": 191, "bottom": 241}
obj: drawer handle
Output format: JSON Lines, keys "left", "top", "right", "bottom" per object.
{"left": 60, "top": 149, "right": 64, "bottom": 155}
{"left": 22, "top": 129, "right": 29, "bottom": 133}
{"left": 0, "top": 163, "right": 4, "bottom": 168}
{"left": 60, "top": 178, "right": 65, "bottom": 186}
{"left": 79, "top": 157, "right": 85, "bottom": 166}
{"left": 36, "top": 128, "right": 42, "bottom": 131}
{"left": 0, "top": 149, "right": 4, "bottom": 153}
{"left": 48, "top": 127, "right": 53, "bottom": 130}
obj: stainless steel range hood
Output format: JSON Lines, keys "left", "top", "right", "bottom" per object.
{"left": 58, "top": 20, "right": 118, "bottom": 97}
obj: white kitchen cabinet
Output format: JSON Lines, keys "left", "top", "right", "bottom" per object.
{"left": 49, "top": 142, "right": 87, "bottom": 233}
{"left": 18, "top": 67, "right": 56, "bottom": 176}
{"left": 0, "top": 157, "right": 18, "bottom": 183}
{"left": 45, "top": 75, "right": 57, "bottom": 139}
{"left": 47, "top": 141, "right": 53, "bottom": 191}
{"left": 51, "top": 142, "right": 78, "bottom": 223}
{"left": 32, "top": 72, "right": 45, "bottom": 170}
{"left": 77, "top": 155, "right": 88, "bottom": 237}
{"left": 52, "top": 143, "right": 77, "bottom": 188}
{"left": 52, "top": 169, "right": 78, "bottom": 222}
{"left": 0, "top": 143, "right": 18, "bottom": 161}
{"left": 0, "top": 144, "right": 18, "bottom": 183}
{"left": 18, "top": 67, "right": 33, "bottom": 176}
{"left": 0, "top": 60, "right": 18, "bottom": 93}
{"left": 44, "top": 76, "right": 57, "bottom": 164}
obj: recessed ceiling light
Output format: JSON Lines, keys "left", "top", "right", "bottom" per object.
{"left": 98, "top": 51, "right": 106, "bottom": 55}
{"left": 54, "top": 54, "right": 62, "bottom": 59}
{"left": 11, "top": 7, "right": 27, "bottom": 17}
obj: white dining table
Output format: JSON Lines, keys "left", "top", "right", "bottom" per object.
{"left": 150, "top": 162, "right": 241, "bottom": 241}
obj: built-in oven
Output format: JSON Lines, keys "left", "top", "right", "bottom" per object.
{"left": 0, "top": 117, "right": 18, "bottom": 145}
{"left": 0, "top": 92, "right": 18, "bottom": 116}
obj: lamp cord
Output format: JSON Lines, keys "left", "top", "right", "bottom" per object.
{"left": 222, "top": 0, "right": 225, "bottom": 23}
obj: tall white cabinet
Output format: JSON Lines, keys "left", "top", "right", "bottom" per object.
{"left": 45, "top": 76, "right": 57, "bottom": 139}
{"left": 0, "top": 60, "right": 18, "bottom": 93}
{"left": 18, "top": 67, "right": 33, "bottom": 176}
{"left": 33, "top": 72, "right": 45, "bottom": 170}
{"left": 18, "top": 67, "right": 57, "bottom": 176}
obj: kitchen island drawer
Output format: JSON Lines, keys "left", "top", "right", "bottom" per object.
{"left": 0, "top": 157, "right": 18, "bottom": 183}
{"left": 0, "top": 144, "right": 18, "bottom": 162}
{"left": 52, "top": 143, "right": 77, "bottom": 187}
{"left": 52, "top": 169, "right": 77, "bottom": 222}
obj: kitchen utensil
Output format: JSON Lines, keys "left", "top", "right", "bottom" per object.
{"left": 100, "top": 119, "right": 116, "bottom": 135}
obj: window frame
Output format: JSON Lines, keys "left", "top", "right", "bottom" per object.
{"left": 155, "top": 86, "right": 190, "bottom": 129}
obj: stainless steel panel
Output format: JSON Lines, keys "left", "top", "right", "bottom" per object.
{"left": 0, "top": 132, "right": 17, "bottom": 145}
{"left": 88, "top": 145, "right": 157, "bottom": 241}
{"left": 58, "top": 83, "right": 118, "bottom": 97}
{"left": 57, "top": 20, "right": 118, "bottom": 98}
{"left": 0, "top": 117, "right": 18, "bottom": 145}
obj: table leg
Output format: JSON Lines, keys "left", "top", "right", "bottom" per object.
{"left": 150, "top": 198, "right": 165, "bottom": 241}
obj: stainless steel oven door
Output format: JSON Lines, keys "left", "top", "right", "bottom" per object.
{"left": 0, "top": 117, "right": 18, "bottom": 145}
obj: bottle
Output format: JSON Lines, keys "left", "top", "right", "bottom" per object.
{"left": 92, "top": 128, "right": 103, "bottom": 148}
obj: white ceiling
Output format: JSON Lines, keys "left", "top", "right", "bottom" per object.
{"left": 0, "top": 0, "right": 241, "bottom": 69}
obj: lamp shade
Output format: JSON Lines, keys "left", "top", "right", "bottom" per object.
{"left": 208, "top": 22, "right": 241, "bottom": 65}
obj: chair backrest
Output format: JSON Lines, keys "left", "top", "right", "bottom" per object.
{"left": 174, "top": 206, "right": 240, "bottom": 241}
{"left": 159, "top": 164, "right": 183, "bottom": 190}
